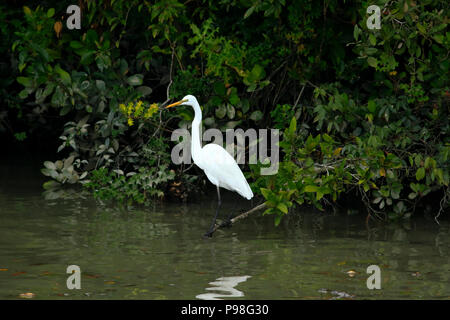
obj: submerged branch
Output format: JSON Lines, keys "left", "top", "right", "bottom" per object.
{"left": 213, "top": 202, "right": 267, "bottom": 233}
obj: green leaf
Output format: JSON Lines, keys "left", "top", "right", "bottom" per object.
{"left": 432, "top": 35, "right": 444, "bottom": 44}
{"left": 95, "top": 54, "right": 111, "bottom": 71}
{"left": 240, "top": 100, "right": 250, "bottom": 114}
{"left": 41, "top": 168, "right": 55, "bottom": 178}
{"left": 244, "top": 6, "right": 256, "bottom": 19}
{"left": 178, "top": 110, "right": 193, "bottom": 121}
{"left": 369, "top": 34, "right": 377, "bottom": 46}
{"left": 18, "top": 63, "right": 26, "bottom": 73}
{"left": 43, "top": 180, "right": 60, "bottom": 190}
{"left": 95, "top": 80, "right": 106, "bottom": 91}
{"left": 23, "top": 6, "right": 32, "bottom": 16}
{"left": 14, "top": 132, "right": 27, "bottom": 141}
{"left": 367, "top": 57, "right": 378, "bottom": 68}
{"left": 18, "top": 89, "right": 28, "bottom": 99}
{"left": 229, "top": 88, "right": 240, "bottom": 105}
{"left": 391, "top": 190, "right": 400, "bottom": 199}
{"left": 414, "top": 155, "right": 423, "bottom": 167}
{"left": 223, "top": 120, "right": 242, "bottom": 129}
{"left": 120, "top": 59, "right": 129, "bottom": 75}
{"left": 60, "top": 105, "right": 71, "bottom": 116}
{"left": 424, "top": 157, "right": 431, "bottom": 169}
{"left": 250, "top": 64, "right": 265, "bottom": 81}
{"left": 408, "top": 192, "right": 417, "bottom": 199}
{"left": 373, "top": 197, "right": 382, "bottom": 204}
{"left": 55, "top": 65, "right": 71, "bottom": 85}
{"left": 368, "top": 100, "right": 376, "bottom": 113}
{"left": 215, "top": 104, "right": 226, "bottom": 119}
{"left": 230, "top": 94, "right": 240, "bottom": 106}
{"left": 304, "top": 185, "right": 319, "bottom": 192}
{"left": 127, "top": 74, "right": 143, "bottom": 86}
{"left": 250, "top": 110, "right": 263, "bottom": 122}
{"left": 137, "top": 86, "right": 152, "bottom": 97}
{"left": 417, "top": 23, "right": 426, "bottom": 34}
{"left": 17, "top": 77, "right": 32, "bottom": 88}
{"left": 260, "top": 188, "right": 272, "bottom": 199}
{"left": 288, "top": 116, "right": 297, "bottom": 135}
{"left": 416, "top": 167, "right": 425, "bottom": 181}
{"left": 47, "top": 8, "right": 55, "bottom": 18}
{"left": 203, "top": 117, "right": 215, "bottom": 127}
{"left": 246, "top": 83, "right": 257, "bottom": 92}
{"left": 80, "top": 51, "right": 95, "bottom": 65}
{"left": 64, "top": 155, "right": 75, "bottom": 169}
{"left": 86, "top": 29, "right": 99, "bottom": 44}
{"left": 277, "top": 203, "right": 288, "bottom": 214}
{"left": 274, "top": 215, "right": 282, "bottom": 226}
{"left": 226, "top": 104, "right": 235, "bottom": 119}
{"left": 44, "top": 161, "right": 56, "bottom": 170}
{"left": 43, "top": 82, "right": 55, "bottom": 98}
{"left": 210, "top": 96, "right": 222, "bottom": 106}
{"left": 30, "top": 42, "right": 49, "bottom": 62}
{"left": 316, "top": 191, "right": 324, "bottom": 201}
{"left": 353, "top": 25, "right": 360, "bottom": 41}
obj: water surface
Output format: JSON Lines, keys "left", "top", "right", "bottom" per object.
{"left": 0, "top": 160, "right": 449, "bottom": 299}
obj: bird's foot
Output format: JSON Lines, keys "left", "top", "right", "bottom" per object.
{"left": 219, "top": 218, "right": 233, "bottom": 228}
{"left": 203, "top": 230, "right": 214, "bottom": 238}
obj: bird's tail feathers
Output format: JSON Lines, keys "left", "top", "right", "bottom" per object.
{"left": 237, "top": 180, "right": 253, "bottom": 200}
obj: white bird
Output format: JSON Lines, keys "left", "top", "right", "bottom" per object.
{"left": 166, "top": 95, "right": 253, "bottom": 237}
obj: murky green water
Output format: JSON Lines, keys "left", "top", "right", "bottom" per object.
{"left": 0, "top": 160, "right": 449, "bottom": 300}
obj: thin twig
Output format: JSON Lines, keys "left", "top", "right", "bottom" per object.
{"left": 166, "top": 46, "right": 175, "bottom": 101}
{"left": 293, "top": 83, "right": 306, "bottom": 109}
{"left": 272, "top": 66, "right": 287, "bottom": 106}
{"left": 152, "top": 46, "right": 176, "bottom": 142}
{"left": 435, "top": 187, "right": 449, "bottom": 224}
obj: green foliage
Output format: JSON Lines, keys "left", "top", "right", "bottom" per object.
{"left": 84, "top": 165, "right": 175, "bottom": 205}
{"left": 247, "top": 0, "right": 449, "bottom": 224}
{"left": 2, "top": 0, "right": 448, "bottom": 221}
{"left": 41, "top": 156, "right": 88, "bottom": 185}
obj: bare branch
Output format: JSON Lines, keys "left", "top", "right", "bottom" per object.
{"left": 293, "top": 83, "right": 306, "bottom": 109}
{"left": 211, "top": 202, "right": 267, "bottom": 234}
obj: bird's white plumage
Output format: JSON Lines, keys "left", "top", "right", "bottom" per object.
{"left": 168, "top": 94, "right": 253, "bottom": 201}
{"left": 196, "top": 144, "right": 253, "bottom": 200}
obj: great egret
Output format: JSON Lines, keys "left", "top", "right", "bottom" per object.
{"left": 166, "top": 95, "right": 253, "bottom": 237}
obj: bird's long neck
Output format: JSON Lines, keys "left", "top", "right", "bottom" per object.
{"left": 191, "top": 100, "right": 203, "bottom": 163}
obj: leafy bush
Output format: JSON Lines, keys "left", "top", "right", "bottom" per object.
{"left": 2, "top": 0, "right": 448, "bottom": 222}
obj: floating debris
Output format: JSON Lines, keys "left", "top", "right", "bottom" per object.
{"left": 346, "top": 270, "right": 357, "bottom": 277}
{"left": 19, "top": 292, "right": 35, "bottom": 299}
{"left": 318, "top": 288, "right": 355, "bottom": 299}
{"left": 330, "top": 290, "right": 354, "bottom": 299}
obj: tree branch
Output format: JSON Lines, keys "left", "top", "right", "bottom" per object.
{"left": 212, "top": 202, "right": 267, "bottom": 233}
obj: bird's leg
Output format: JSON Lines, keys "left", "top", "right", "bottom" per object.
{"left": 220, "top": 198, "right": 243, "bottom": 228}
{"left": 204, "top": 186, "right": 221, "bottom": 237}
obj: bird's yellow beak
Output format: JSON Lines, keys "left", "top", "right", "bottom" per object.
{"left": 165, "top": 99, "right": 188, "bottom": 109}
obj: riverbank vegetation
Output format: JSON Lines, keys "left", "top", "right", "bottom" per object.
{"left": 1, "top": 0, "right": 448, "bottom": 224}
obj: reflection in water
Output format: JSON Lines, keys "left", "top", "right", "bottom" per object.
{"left": 196, "top": 276, "right": 251, "bottom": 300}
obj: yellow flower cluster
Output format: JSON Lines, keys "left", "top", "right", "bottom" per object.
{"left": 145, "top": 103, "right": 159, "bottom": 119}
{"left": 389, "top": 70, "right": 397, "bottom": 76}
{"left": 119, "top": 101, "right": 159, "bottom": 126}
